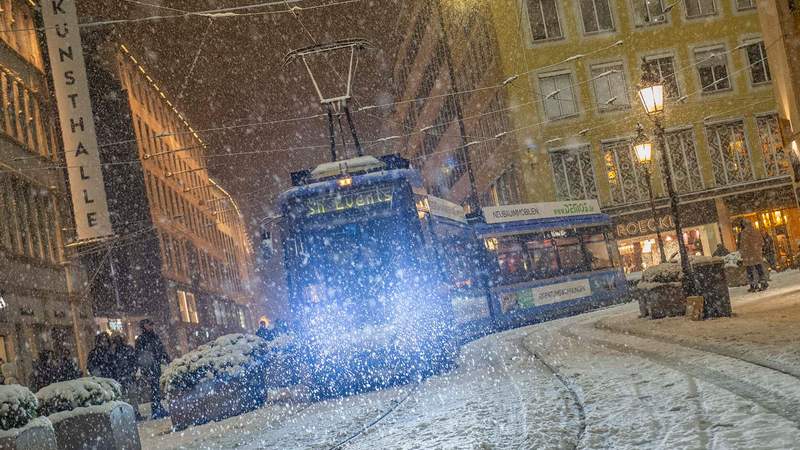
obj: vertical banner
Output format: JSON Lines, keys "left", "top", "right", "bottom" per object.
{"left": 42, "top": 0, "right": 112, "bottom": 241}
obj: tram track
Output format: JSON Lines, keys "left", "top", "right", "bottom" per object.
{"left": 519, "top": 337, "right": 587, "bottom": 449}
{"left": 326, "top": 385, "right": 418, "bottom": 450}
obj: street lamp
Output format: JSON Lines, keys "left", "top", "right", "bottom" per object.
{"left": 638, "top": 59, "right": 698, "bottom": 295}
{"left": 634, "top": 124, "right": 667, "bottom": 264}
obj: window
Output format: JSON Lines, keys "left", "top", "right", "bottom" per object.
{"left": 746, "top": 41, "right": 771, "bottom": 85}
{"left": 632, "top": 0, "right": 667, "bottom": 25}
{"left": 757, "top": 114, "right": 789, "bottom": 178}
{"left": 579, "top": 0, "right": 614, "bottom": 33}
{"left": 490, "top": 168, "right": 522, "bottom": 206}
{"left": 177, "top": 290, "right": 199, "bottom": 324}
{"left": 735, "top": 0, "right": 756, "bottom": 10}
{"left": 603, "top": 140, "right": 650, "bottom": 205}
{"left": 590, "top": 62, "right": 629, "bottom": 110}
{"left": 526, "top": 0, "right": 562, "bottom": 41}
{"left": 550, "top": 147, "right": 597, "bottom": 200}
{"left": 539, "top": 71, "right": 578, "bottom": 120}
{"left": 705, "top": 120, "right": 753, "bottom": 185}
{"left": 695, "top": 46, "right": 730, "bottom": 92}
{"left": 684, "top": 0, "right": 717, "bottom": 18}
{"left": 645, "top": 55, "right": 680, "bottom": 98}
{"left": 663, "top": 128, "right": 704, "bottom": 193}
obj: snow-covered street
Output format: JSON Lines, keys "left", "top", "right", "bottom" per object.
{"left": 142, "top": 271, "right": 800, "bottom": 449}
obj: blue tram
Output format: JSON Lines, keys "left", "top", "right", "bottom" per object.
{"left": 277, "top": 155, "right": 490, "bottom": 393}
{"left": 475, "top": 201, "right": 628, "bottom": 329}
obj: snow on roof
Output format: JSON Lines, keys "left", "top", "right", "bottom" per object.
{"left": 310, "top": 156, "right": 386, "bottom": 180}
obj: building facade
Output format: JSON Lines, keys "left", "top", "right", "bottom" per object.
{"left": 488, "top": 0, "right": 799, "bottom": 272}
{"left": 0, "top": 0, "right": 94, "bottom": 384}
{"left": 390, "top": 1, "right": 519, "bottom": 209}
{"left": 80, "top": 30, "right": 257, "bottom": 356}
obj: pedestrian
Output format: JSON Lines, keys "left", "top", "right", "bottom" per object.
{"left": 256, "top": 320, "right": 270, "bottom": 341}
{"left": 135, "top": 319, "right": 170, "bottom": 419}
{"left": 762, "top": 231, "right": 778, "bottom": 271}
{"left": 87, "top": 333, "right": 114, "bottom": 378}
{"left": 712, "top": 243, "right": 729, "bottom": 257}
{"left": 111, "top": 333, "right": 142, "bottom": 420}
{"left": 738, "top": 219, "right": 768, "bottom": 292}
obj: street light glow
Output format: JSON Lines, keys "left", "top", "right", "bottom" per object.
{"left": 634, "top": 141, "right": 653, "bottom": 164}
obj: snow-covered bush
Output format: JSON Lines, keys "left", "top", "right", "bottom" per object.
{"left": 642, "top": 263, "right": 682, "bottom": 283}
{"left": 36, "top": 377, "right": 121, "bottom": 417}
{"left": 0, "top": 385, "right": 38, "bottom": 431}
{"left": 723, "top": 251, "right": 742, "bottom": 268}
{"left": 161, "top": 334, "right": 270, "bottom": 397}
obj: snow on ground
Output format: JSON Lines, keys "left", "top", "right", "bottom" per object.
{"left": 143, "top": 270, "right": 800, "bottom": 449}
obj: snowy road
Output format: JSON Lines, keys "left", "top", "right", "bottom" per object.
{"left": 143, "top": 274, "right": 800, "bottom": 449}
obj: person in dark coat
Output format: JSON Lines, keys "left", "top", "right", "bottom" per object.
{"left": 256, "top": 320, "right": 272, "bottom": 341}
{"left": 111, "top": 333, "right": 142, "bottom": 420}
{"left": 87, "top": 333, "right": 114, "bottom": 379}
{"left": 762, "top": 231, "right": 778, "bottom": 271}
{"left": 712, "top": 243, "right": 729, "bottom": 257}
{"left": 31, "top": 349, "right": 80, "bottom": 391}
{"left": 135, "top": 319, "right": 170, "bottom": 419}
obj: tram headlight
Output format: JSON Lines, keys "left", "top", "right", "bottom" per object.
{"left": 337, "top": 177, "right": 353, "bottom": 188}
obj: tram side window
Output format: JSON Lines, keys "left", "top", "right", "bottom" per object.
{"left": 555, "top": 236, "right": 588, "bottom": 274}
{"left": 584, "top": 233, "right": 613, "bottom": 270}
{"left": 526, "top": 238, "right": 559, "bottom": 279}
{"left": 497, "top": 239, "right": 528, "bottom": 283}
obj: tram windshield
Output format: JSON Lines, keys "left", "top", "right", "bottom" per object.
{"left": 486, "top": 226, "right": 620, "bottom": 286}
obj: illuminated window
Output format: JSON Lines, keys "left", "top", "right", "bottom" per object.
{"left": 177, "top": 290, "right": 199, "bottom": 324}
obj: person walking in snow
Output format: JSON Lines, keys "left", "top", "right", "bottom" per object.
{"left": 135, "top": 319, "right": 170, "bottom": 419}
{"left": 256, "top": 320, "right": 272, "bottom": 341}
{"left": 111, "top": 333, "right": 142, "bottom": 420}
{"left": 87, "top": 333, "right": 115, "bottom": 378}
{"left": 738, "top": 219, "right": 768, "bottom": 292}
{"left": 762, "top": 231, "right": 778, "bottom": 271}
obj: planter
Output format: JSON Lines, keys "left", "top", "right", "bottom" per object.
{"left": 168, "top": 370, "right": 267, "bottom": 431}
{"left": 0, "top": 417, "right": 57, "bottom": 450}
{"left": 48, "top": 401, "right": 140, "bottom": 450}
{"left": 725, "top": 266, "right": 748, "bottom": 287}
{"left": 635, "top": 282, "right": 686, "bottom": 319}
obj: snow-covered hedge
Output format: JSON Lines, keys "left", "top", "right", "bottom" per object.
{"left": 161, "top": 334, "right": 270, "bottom": 396}
{"left": 0, "top": 385, "right": 38, "bottom": 431}
{"left": 36, "top": 377, "right": 121, "bottom": 417}
{"left": 723, "top": 251, "right": 742, "bottom": 268}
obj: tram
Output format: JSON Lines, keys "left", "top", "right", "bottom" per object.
{"left": 277, "top": 155, "right": 491, "bottom": 394}
{"left": 475, "top": 200, "right": 628, "bottom": 329}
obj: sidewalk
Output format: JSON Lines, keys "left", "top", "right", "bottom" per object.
{"left": 595, "top": 270, "right": 800, "bottom": 375}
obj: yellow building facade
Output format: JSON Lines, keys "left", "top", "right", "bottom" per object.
{"left": 488, "top": 0, "right": 800, "bottom": 272}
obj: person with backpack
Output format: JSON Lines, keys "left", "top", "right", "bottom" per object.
{"left": 135, "top": 319, "right": 170, "bottom": 419}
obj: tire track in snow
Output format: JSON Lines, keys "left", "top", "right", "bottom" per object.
{"left": 559, "top": 326, "right": 800, "bottom": 427}
{"left": 519, "top": 338, "right": 587, "bottom": 448}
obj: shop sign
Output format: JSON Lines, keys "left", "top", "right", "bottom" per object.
{"left": 42, "top": 0, "right": 112, "bottom": 241}
{"left": 616, "top": 215, "right": 675, "bottom": 239}
{"left": 428, "top": 196, "right": 467, "bottom": 223}
{"left": 484, "top": 200, "right": 601, "bottom": 224}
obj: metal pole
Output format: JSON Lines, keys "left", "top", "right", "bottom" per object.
{"left": 326, "top": 106, "right": 337, "bottom": 162}
{"left": 343, "top": 105, "right": 363, "bottom": 157}
{"left": 643, "top": 164, "right": 667, "bottom": 263}
{"left": 434, "top": 0, "right": 480, "bottom": 213}
{"left": 655, "top": 117, "right": 697, "bottom": 295}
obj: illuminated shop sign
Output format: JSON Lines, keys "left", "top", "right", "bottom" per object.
{"left": 484, "top": 200, "right": 601, "bottom": 224}
{"left": 306, "top": 188, "right": 394, "bottom": 217}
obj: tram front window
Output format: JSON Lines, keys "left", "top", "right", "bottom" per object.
{"left": 299, "top": 218, "right": 403, "bottom": 330}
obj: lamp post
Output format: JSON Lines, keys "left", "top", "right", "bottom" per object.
{"left": 634, "top": 124, "right": 667, "bottom": 264}
{"left": 638, "top": 59, "right": 698, "bottom": 295}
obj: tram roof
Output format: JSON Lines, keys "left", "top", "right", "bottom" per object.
{"left": 278, "top": 168, "right": 423, "bottom": 207}
{"left": 474, "top": 213, "right": 611, "bottom": 238}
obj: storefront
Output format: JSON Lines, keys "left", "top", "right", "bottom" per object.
{"left": 611, "top": 185, "right": 800, "bottom": 273}
{"left": 612, "top": 200, "right": 722, "bottom": 274}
